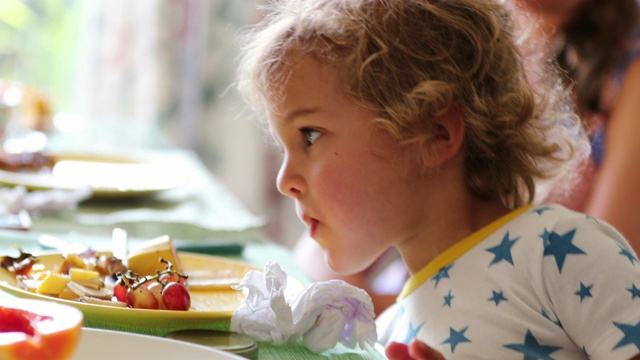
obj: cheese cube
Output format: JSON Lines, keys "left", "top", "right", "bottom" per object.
{"left": 65, "top": 253, "right": 86, "bottom": 269}
{"left": 69, "top": 268, "right": 100, "bottom": 282}
{"left": 36, "top": 273, "right": 71, "bottom": 295}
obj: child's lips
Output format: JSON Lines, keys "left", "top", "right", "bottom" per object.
{"left": 309, "top": 218, "right": 319, "bottom": 236}
{"left": 302, "top": 214, "right": 319, "bottom": 236}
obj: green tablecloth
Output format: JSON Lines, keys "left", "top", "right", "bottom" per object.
{"left": 26, "top": 148, "right": 267, "bottom": 245}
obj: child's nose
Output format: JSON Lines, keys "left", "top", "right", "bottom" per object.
{"left": 276, "top": 156, "right": 305, "bottom": 198}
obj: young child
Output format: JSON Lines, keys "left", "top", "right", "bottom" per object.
{"left": 236, "top": 0, "right": 640, "bottom": 358}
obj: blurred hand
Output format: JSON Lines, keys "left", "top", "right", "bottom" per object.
{"left": 385, "top": 340, "right": 445, "bottom": 360}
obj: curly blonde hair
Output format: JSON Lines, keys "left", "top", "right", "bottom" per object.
{"left": 236, "top": 0, "right": 588, "bottom": 208}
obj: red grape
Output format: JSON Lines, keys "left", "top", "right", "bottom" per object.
{"left": 146, "top": 282, "right": 166, "bottom": 310}
{"left": 113, "top": 279, "right": 128, "bottom": 303}
{"left": 159, "top": 273, "right": 185, "bottom": 285}
{"left": 161, "top": 282, "right": 190, "bottom": 311}
{"left": 126, "top": 286, "right": 159, "bottom": 309}
{"left": 115, "top": 258, "right": 190, "bottom": 311}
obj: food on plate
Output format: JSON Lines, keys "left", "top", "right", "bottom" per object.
{"left": 36, "top": 273, "right": 71, "bottom": 295}
{"left": 126, "top": 235, "right": 182, "bottom": 276}
{"left": 3, "top": 236, "right": 197, "bottom": 310}
{"left": 0, "top": 234, "right": 256, "bottom": 314}
{"left": 0, "top": 249, "right": 38, "bottom": 275}
{"left": 160, "top": 282, "right": 191, "bottom": 311}
{"left": 0, "top": 298, "right": 83, "bottom": 360}
{"left": 117, "top": 259, "right": 191, "bottom": 310}
{"left": 0, "top": 151, "right": 55, "bottom": 172}
{"left": 10, "top": 248, "right": 128, "bottom": 306}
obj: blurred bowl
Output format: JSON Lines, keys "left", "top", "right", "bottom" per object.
{"left": 0, "top": 298, "right": 84, "bottom": 360}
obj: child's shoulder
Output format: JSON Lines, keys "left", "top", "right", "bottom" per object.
{"left": 515, "top": 203, "right": 609, "bottom": 228}
{"left": 510, "top": 203, "right": 631, "bottom": 251}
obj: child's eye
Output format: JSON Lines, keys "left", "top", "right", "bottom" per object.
{"left": 301, "top": 127, "right": 321, "bottom": 145}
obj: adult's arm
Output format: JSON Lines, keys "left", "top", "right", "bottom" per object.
{"left": 585, "top": 58, "right": 640, "bottom": 251}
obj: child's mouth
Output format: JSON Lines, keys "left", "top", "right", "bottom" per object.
{"left": 309, "top": 218, "right": 319, "bottom": 237}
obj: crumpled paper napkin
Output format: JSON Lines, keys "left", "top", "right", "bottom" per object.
{"left": 230, "top": 262, "right": 378, "bottom": 352}
{"left": 0, "top": 185, "right": 92, "bottom": 215}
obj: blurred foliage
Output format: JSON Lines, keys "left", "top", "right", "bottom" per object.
{"left": 0, "top": 0, "right": 84, "bottom": 111}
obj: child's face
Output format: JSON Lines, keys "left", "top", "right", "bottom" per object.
{"left": 268, "top": 53, "right": 428, "bottom": 275}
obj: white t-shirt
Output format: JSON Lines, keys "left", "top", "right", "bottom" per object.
{"left": 376, "top": 204, "right": 640, "bottom": 359}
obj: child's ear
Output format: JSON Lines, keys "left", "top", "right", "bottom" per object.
{"left": 421, "top": 105, "right": 465, "bottom": 167}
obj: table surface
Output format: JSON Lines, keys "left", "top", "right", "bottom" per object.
{"left": 0, "top": 148, "right": 385, "bottom": 360}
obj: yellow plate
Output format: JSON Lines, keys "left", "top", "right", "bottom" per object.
{"left": 0, "top": 150, "right": 193, "bottom": 198}
{"left": 0, "top": 252, "right": 304, "bottom": 336}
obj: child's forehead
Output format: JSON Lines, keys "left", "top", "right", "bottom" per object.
{"left": 283, "top": 50, "right": 336, "bottom": 76}
{"left": 270, "top": 49, "right": 346, "bottom": 97}
{"left": 280, "top": 45, "right": 341, "bottom": 74}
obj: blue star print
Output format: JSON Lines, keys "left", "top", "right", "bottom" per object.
{"left": 539, "top": 228, "right": 552, "bottom": 247}
{"left": 431, "top": 264, "right": 454, "bottom": 288}
{"left": 613, "top": 321, "right": 640, "bottom": 351}
{"left": 619, "top": 245, "right": 638, "bottom": 264}
{"left": 441, "top": 326, "right": 471, "bottom": 353}
{"left": 486, "top": 232, "right": 519, "bottom": 266}
{"left": 541, "top": 309, "right": 562, "bottom": 328}
{"left": 377, "top": 203, "right": 640, "bottom": 358}
{"left": 575, "top": 282, "right": 593, "bottom": 302}
{"left": 489, "top": 290, "right": 508, "bottom": 306}
{"left": 504, "top": 329, "right": 561, "bottom": 359}
{"left": 443, "top": 290, "right": 454, "bottom": 307}
{"left": 532, "top": 206, "right": 551, "bottom": 216}
{"left": 403, "top": 321, "right": 424, "bottom": 344}
{"left": 628, "top": 284, "right": 640, "bottom": 299}
{"left": 543, "top": 228, "right": 586, "bottom": 273}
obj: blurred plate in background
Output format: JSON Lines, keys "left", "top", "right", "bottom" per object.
{"left": 0, "top": 150, "right": 193, "bottom": 198}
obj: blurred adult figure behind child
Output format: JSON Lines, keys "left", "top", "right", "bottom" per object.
{"left": 520, "top": 0, "right": 640, "bottom": 250}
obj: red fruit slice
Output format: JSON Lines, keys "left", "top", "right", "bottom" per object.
{"left": 0, "top": 299, "right": 83, "bottom": 360}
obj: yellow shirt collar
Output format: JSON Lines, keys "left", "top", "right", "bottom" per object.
{"left": 397, "top": 205, "right": 533, "bottom": 300}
